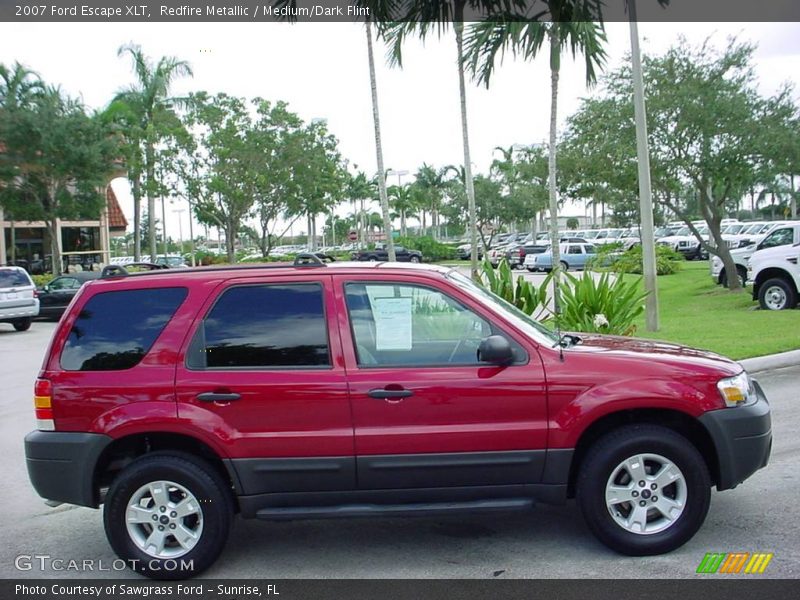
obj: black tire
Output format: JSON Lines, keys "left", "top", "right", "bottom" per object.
{"left": 720, "top": 266, "right": 747, "bottom": 289}
{"left": 576, "top": 424, "right": 710, "bottom": 556}
{"left": 758, "top": 277, "right": 796, "bottom": 311}
{"left": 560, "top": 260, "right": 569, "bottom": 272}
{"left": 409, "top": 255, "right": 421, "bottom": 263}
{"left": 13, "top": 318, "right": 31, "bottom": 332}
{"left": 526, "top": 267, "right": 536, "bottom": 273}
{"left": 104, "top": 452, "right": 234, "bottom": 580}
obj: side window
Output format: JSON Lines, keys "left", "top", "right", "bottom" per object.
{"left": 585, "top": 244, "right": 596, "bottom": 254}
{"left": 197, "top": 283, "right": 330, "bottom": 369}
{"left": 49, "top": 277, "right": 77, "bottom": 291}
{"left": 345, "top": 282, "right": 524, "bottom": 367}
{"left": 760, "top": 228, "right": 793, "bottom": 249}
{"left": 568, "top": 245, "right": 582, "bottom": 255}
{"left": 61, "top": 287, "right": 187, "bottom": 371}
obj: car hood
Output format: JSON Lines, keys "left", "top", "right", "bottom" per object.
{"left": 567, "top": 333, "right": 741, "bottom": 377}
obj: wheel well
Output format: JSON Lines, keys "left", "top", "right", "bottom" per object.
{"left": 566, "top": 409, "right": 719, "bottom": 498}
{"left": 93, "top": 433, "right": 238, "bottom": 510}
{"left": 754, "top": 268, "right": 796, "bottom": 296}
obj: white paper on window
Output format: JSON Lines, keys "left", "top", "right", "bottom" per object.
{"left": 373, "top": 297, "right": 413, "bottom": 351}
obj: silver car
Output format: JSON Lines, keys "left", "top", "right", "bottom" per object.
{"left": 0, "top": 266, "right": 40, "bottom": 331}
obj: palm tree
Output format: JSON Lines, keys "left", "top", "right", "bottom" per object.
{"left": 413, "top": 164, "right": 447, "bottom": 238}
{"left": 378, "top": 1, "right": 527, "bottom": 278}
{"left": 115, "top": 44, "right": 192, "bottom": 262}
{"left": 465, "top": 0, "right": 607, "bottom": 306}
{"left": 347, "top": 171, "right": 375, "bottom": 247}
{"left": 365, "top": 20, "right": 397, "bottom": 260}
{"left": 388, "top": 183, "right": 416, "bottom": 238}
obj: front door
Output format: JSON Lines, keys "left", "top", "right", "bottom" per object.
{"left": 334, "top": 274, "right": 548, "bottom": 490}
{"left": 175, "top": 274, "right": 354, "bottom": 495}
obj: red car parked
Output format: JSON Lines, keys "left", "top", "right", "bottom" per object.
{"left": 25, "top": 256, "right": 771, "bottom": 579}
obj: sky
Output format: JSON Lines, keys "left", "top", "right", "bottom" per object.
{"left": 2, "top": 21, "right": 799, "bottom": 239}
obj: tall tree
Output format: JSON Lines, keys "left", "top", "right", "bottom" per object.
{"left": 115, "top": 44, "right": 192, "bottom": 262}
{"left": 378, "top": 1, "right": 528, "bottom": 278}
{"left": 465, "top": 0, "right": 607, "bottom": 304}
{"left": 0, "top": 88, "right": 117, "bottom": 274}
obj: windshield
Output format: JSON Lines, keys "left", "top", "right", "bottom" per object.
{"left": 447, "top": 270, "right": 558, "bottom": 346}
{"left": 582, "top": 231, "right": 599, "bottom": 239}
{"left": 0, "top": 269, "right": 32, "bottom": 288}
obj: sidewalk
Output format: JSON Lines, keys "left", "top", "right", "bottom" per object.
{"left": 740, "top": 349, "right": 800, "bottom": 373}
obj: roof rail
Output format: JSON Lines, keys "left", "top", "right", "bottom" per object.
{"left": 293, "top": 253, "right": 328, "bottom": 267}
{"left": 100, "top": 264, "right": 129, "bottom": 278}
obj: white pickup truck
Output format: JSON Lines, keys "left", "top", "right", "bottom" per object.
{"left": 710, "top": 222, "right": 795, "bottom": 287}
{"left": 747, "top": 223, "right": 800, "bottom": 310}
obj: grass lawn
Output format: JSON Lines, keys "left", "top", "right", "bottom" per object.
{"left": 631, "top": 261, "right": 800, "bottom": 360}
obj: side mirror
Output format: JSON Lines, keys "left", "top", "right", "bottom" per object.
{"left": 42, "top": 285, "right": 50, "bottom": 293}
{"left": 477, "top": 335, "right": 514, "bottom": 366}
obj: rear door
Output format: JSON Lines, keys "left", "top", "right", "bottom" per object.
{"left": 174, "top": 274, "right": 355, "bottom": 495}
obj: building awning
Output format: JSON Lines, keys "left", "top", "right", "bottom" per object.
{"left": 106, "top": 187, "right": 128, "bottom": 231}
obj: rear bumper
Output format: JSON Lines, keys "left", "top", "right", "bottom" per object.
{"left": 25, "top": 431, "right": 112, "bottom": 508}
{"left": 698, "top": 381, "right": 772, "bottom": 491}
{"left": 0, "top": 301, "right": 39, "bottom": 321}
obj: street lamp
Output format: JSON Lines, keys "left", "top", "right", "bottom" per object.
{"left": 172, "top": 209, "right": 185, "bottom": 256}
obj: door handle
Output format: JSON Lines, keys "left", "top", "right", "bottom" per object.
{"left": 196, "top": 392, "right": 241, "bottom": 403}
{"left": 368, "top": 388, "right": 413, "bottom": 400}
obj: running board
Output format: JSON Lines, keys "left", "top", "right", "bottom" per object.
{"left": 255, "top": 498, "right": 534, "bottom": 521}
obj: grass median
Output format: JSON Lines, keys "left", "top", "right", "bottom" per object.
{"left": 632, "top": 261, "right": 799, "bottom": 360}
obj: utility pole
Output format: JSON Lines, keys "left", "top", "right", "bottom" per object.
{"left": 629, "top": 0, "right": 660, "bottom": 331}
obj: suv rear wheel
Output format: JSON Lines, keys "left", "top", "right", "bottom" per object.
{"left": 13, "top": 318, "right": 31, "bottom": 331}
{"left": 758, "top": 277, "right": 796, "bottom": 310}
{"left": 104, "top": 452, "right": 234, "bottom": 579}
{"left": 576, "top": 425, "right": 710, "bottom": 556}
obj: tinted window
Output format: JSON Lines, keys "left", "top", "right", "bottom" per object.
{"left": 202, "top": 284, "right": 329, "bottom": 368}
{"left": 49, "top": 277, "right": 79, "bottom": 291}
{"left": 0, "top": 269, "right": 31, "bottom": 288}
{"left": 61, "top": 287, "right": 187, "bottom": 371}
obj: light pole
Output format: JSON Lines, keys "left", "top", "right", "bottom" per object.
{"left": 172, "top": 209, "right": 185, "bottom": 256}
{"left": 629, "top": 0, "right": 660, "bottom": 331}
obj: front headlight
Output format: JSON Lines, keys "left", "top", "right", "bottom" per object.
{"left": 717, "top": 372, "right": 755, "bottom": 407}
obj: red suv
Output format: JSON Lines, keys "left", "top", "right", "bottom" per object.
{"left": 25, "top": 258, "right": 771, "bottom": 579}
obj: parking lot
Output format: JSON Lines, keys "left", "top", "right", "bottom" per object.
{"left": 0, "top": 321, "right": 797, "bottom": 579}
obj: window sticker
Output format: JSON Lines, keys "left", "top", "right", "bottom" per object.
{"left": 373, "top": 297, "right": 413, "bottom": 351}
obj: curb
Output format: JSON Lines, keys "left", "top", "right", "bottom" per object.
{"left": 739, "top": 349, "right": 800, "bottom": 374}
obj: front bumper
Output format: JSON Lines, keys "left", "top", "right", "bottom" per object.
{"left": 698, "top": 381, "right": 772, "bottom": 491}
{"left": 25, "top": 431, "right": 112, "bottom": 508}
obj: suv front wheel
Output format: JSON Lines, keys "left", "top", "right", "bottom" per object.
{"left": 576, "top": 425, "right": 710, "bottom": 556}
{"left": 104, "top": 452, "right": 234, "bottom": 579}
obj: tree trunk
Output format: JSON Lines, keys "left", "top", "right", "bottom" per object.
{"left": 791, "top": 174, "right": 796, "bottom": 218}
{"left": 454, "top": 20, "right": 478, "bottom": 279}
{"left": 132, "top": 174, "right": 142, "bottom": 261}
{"left": 366, "top": 21, "right": 396, "bottom": 261}
{"left": 226, "top": 217, "right": 235, "bottom": 264}
{"left": 46, "top": 218, "right": 61, "bottom": 276}
{"left": 145, "top": 138, "right": 157, "bottom": 263}
{"left": 547, "top": 29, "right": 562, "bottom": 312}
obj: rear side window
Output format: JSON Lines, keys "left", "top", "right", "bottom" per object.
{"left": 61, "top": 287, "right": 187, "bottom": 371}
{"left": 0, "top": 269, "right": 32, "bottom": 288}
{"left": 196, "top": 283, "right": 330, "bottom": 369}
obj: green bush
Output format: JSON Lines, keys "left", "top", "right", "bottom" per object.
{"left": 557, "top": 271, "right": 648, "bottom": 336}
{"left": 396, "top": 236, "right": 457, "bottom": 262}
{"left": 31, "top": 274, "right": 51, "bottom": 288}
{"left": 479, "top": 258, "right": 550, "bottom": 320}
{"left": 590, "top": 244, "right": 683, "bottom": 276}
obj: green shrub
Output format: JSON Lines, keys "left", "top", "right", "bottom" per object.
{"left": 479, "top": 258, "right": 550, "bottom": 320}
{"left": 396, "top": 236, "right": 457, "bottom": 262}
{"left": 590, "top": 244, "right": 682, "bottom": 276}
{"left": 557, "top": 271, "right": 648, "bottom": 336}
{"left": 31, "top": 274, "right": 51, "bottom": 288}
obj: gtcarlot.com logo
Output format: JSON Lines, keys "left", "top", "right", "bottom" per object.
{"left": 696, "top": 552, "right": 773, "bottom": 574}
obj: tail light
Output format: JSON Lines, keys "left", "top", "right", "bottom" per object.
{"left": 33, "top": 289, "right": 39, "bottom": 298}
{"left": 519, "top": 248, "right": 525, "bottom": 258}
{"left": 34, "top": 378, "right": 55, "bottom": 431}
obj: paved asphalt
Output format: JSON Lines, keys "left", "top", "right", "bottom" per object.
{"left": 0, "top": 321, "right": 796, "bottom": 579}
